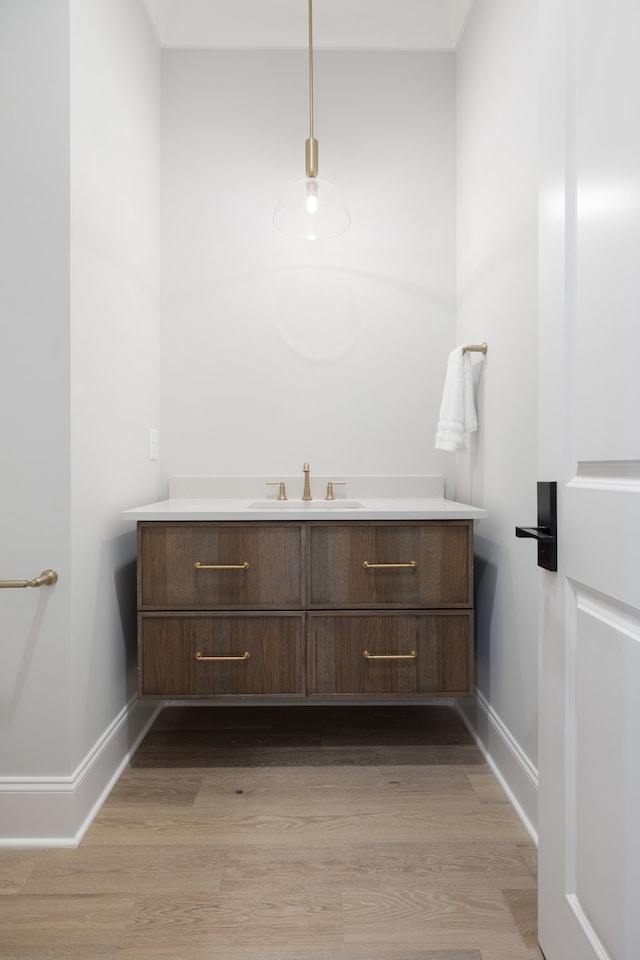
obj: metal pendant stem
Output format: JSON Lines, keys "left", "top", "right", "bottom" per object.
{"left": 305, "top": 0, "right": 319, "bottom": 178}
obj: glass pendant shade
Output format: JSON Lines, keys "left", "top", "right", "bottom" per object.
{"left": 273, "top": 177, "right": 350, "bottom": 240}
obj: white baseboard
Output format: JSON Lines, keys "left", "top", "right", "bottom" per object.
{"left": 456, "top": 690, "right": 539, "bottom": 844}
{"left": 0, "top": 698, "right": 162, "bottom": 848}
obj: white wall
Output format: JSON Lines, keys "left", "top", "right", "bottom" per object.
{"left": 161, "top": 51, "right": 458, "bottom": 486}
{"left": 455, "top": 0, "right": 540, "bottom": 833}
{"left": 0, "top": 0, "right": 161, "bottom": 845}
{"left": 0, "top": 0, "right": 73, "bottom": 789}
{"left": 69, "top": 0, "right": 162, "bottom": 777}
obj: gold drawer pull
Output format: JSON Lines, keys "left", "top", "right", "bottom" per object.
{"left": 194, "top": 561, "right": 250, "bottom": 571}
{"left": 363, "top": 650, "right": 417, "bottom": 660}
{"left": 362, "top": 560, "right": 417, "bottom": 570}
{"left": 195, "top": 651, "right": 250, "bottom": 662}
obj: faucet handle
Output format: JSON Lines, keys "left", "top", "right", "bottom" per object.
{"left": 325, "top": 481, "right": 346, "bottom": 501}
{"left": 266, "top": 481, "right": 287, "bottom": 501}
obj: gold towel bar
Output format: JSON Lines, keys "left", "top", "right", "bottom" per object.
{"left": 463, "top": 342, "right": 488, "bottom": 354}
{"left": 0, "top": 569, "right": 58, "bottom": 589}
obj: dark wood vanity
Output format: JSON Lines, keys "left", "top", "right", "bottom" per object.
{"left": 137, "top": 519, "right": 474, "bottom": 700}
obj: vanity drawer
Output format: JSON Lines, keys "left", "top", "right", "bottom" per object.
{"left": 138, "top": 522, "right": 304, "bottom": 609}
{"left": 307, "top": 611, "right": 473, "bottom": 697}
{"left": 138, "top": 612, "right": 305, "bottom": 698}
{"left": 308, "top": 521, "right": 472, "bottom": 608}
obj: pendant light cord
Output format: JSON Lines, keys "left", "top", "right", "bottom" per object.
{"left": 308, "top": 0, "right": 314, "bottom": 140}
{"left": 305, "top": 0, "right": 318, "bottom": 178}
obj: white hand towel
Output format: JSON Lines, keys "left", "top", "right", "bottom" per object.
{"left": 435, "top": 346, "right": 479, "bottom": 452}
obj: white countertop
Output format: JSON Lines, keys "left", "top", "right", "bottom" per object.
{"left": 123, "top": 497, "right": 487, "bottom": 522}
{"left": 123, "top": 476, "right": 487, "bottom": 522}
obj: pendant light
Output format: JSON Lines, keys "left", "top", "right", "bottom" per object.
{"left": 273, "top": 0, "right": 350, "bottom": 240}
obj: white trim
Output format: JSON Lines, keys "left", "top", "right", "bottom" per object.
{"left": 570, "top": 460, "right": 640, "bottom": 494}
{"left": 566, "top": 894, "right": 612, "bottom": 960}
{"left": 455, "top": 690, "right": 539, "bottom": 844}
{"left": 0, "top": 698, "right": 161, "bottom": 847}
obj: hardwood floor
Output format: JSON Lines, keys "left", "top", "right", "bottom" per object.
{"left": 0, "top": 704, "right": 543, "bottom": 960}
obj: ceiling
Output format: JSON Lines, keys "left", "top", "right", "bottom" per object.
{"left": 140, "top": 0, "right": 475, "bottom": 51}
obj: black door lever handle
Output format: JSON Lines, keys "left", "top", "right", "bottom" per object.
{"left": 515, "top": 482, "right": 557, "bottom": 571}
{"left": 515, "top": 526, "right": 555, "bottom": 542}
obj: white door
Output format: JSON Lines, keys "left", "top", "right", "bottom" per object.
{"left": 537, "top": 0, "right": 640, "bottom": 958}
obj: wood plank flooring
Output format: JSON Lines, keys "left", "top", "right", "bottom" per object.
{"left": 0, "top": 704, "right": 544, "bottom": 960}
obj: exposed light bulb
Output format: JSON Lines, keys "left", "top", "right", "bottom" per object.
{"left": 305, "top": 180, "right": 319, "bottom": 214}
{"left": 273, "top": 178, "right": 350, "bottom": 240}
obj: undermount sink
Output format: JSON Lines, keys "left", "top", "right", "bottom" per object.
{"left": 248, "top": 499, "right": 364, "bottom": 510}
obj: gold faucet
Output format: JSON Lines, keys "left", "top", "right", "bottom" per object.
{"left": 302, "top": 461, "right": 312, "bottom": 500}
{"left": 266, "top": 481, "right": 287, "bottom": 501}
{"left": 325, "top": 481, "right": 345, "bottom": 500}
